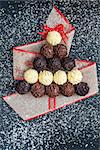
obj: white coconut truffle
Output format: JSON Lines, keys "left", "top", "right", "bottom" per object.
{"left": 46, "top": 31, "right": 62, "bottom": 46}
{"left": 24, "top": 69, "right": 38, "bottom": 84}
{"left": 54, "top": 70, "right": 67, "bottom": 85}
{"left": 68, "top": 69, "right": 83, "bottom": 85}
{"left": 39, "top": 70, "right": 53, "bottom": 86}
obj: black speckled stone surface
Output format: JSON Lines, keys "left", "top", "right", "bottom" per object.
{"left": 0, "top": 0, "right": 100, "bottom": 150}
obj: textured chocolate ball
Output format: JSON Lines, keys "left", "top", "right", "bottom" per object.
{"left": 33, "top": 56, "right": 47, "bottom": 72}
{"left": 46, "top": 83, "right": 60, "bottom": 98}
{"left": 60, "top": 82, "right": 75, "bottom": 97}
{"left": 75, "top": 82, "right": 89, "bottom": 96}
{"left": 31, "top": 82, "right": 45, "bottom": 98}
{"left": 54, "top": 44, "right": 67, "bottom": 59}
{"left": 47, "top": 57, "right": 61, "bottom": 72}
{"left": 15, "top": 81, "right": 31, "bottom": 94}
{"left": 62, "top": 57, "right": 75, "bottom": 71}
{"left": 40, "top": 44, "right": 54, "bottom": 59}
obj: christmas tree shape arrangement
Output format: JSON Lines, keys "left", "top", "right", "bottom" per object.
{"left": 3, "top": 6, "right": 98, "bottom": 121}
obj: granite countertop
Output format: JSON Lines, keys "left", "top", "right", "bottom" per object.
{"left": 0, "top": 0, "right": 100, "bottom": 150}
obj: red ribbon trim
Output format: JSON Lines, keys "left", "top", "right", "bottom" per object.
{"left": 48, "top": 97, "right": 56, "bottom": 110}
{"left": 39, "top": 24, "right": 68, "bottom": 43}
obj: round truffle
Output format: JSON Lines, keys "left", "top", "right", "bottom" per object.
{"left": 15, "top": 81, "right": 31, "bottom": 94}
{"left": 68, "top": 69, "right": 83, "bottom": 85}
{"left": 46, "top": 31, "right": 62, "bottom": 46}
{"left": 54, "top": 70, "right": 67, "bottom": 85}
{"left": 75, "top": 82, "right": 89, "bottom": 96}
{"left": 60, "top": 82, "right": 75, "bottom": 97}
{"left": 24, "top": 69, "right": 38, "bottom": 84}
{"left": 39, "top": 70, "right": 53, "bottom": 86}
{"left": 40, "top": 44, "right": 54, "bottom": 59}
{"left": 46, "top": 83, "right": 59, "bottom": 98}
{"left": 54, "top": 44, "right": 67, "bottom": 59}
{"left": 33, "top": 56, "right": 47, "bottom": 72}
{"left": 47, "top": 57, "right": 61, "bottom": 73}
{"left": 62, "top": 57, "right": 75, "bottom": 71}
{"left": 31, "top": 82, "right": 45, "bottom": 98}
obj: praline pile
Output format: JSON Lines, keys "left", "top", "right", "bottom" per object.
{"left": 15, "top": 35, "right": 89, "bottom": 98}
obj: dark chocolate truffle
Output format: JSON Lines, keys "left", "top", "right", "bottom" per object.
{"left": 60, "top": 82, "right": 75, "bottom": 97}
{"left": 15, "top": 81, "right": 31, "bottom": 94}
{"left": 54, "top": 44, "right": 67, "bottom": 59}
{"left": 62, "top": 57, "right": 75, "bottom": 71}
{"left": 31, "top": 82, "right": 45, "bottom": 98}
{"left": 47, "top": 57, "right": 61, "bottom": 72}
{"left": 75, "top": 82, "right": 89, "bottom": 96}
{"left": 33, "top": 56, "right": 46, "bottom": 72}
{"left": 46, "top": 83, "right": 59, "bottom": 98}
{"left": 40, "top": 44, "right": 54, "bottom": 59}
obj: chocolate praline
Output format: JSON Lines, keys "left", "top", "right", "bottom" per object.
{"left": 46, "top": 83, "right": 60, "bottom": 98}
{"left": 15, "top": 81, "right": 31, "bottom": 94}
{"left": 40, "top": 44, "right": 54, "bottom": 59}
{"left": 33, "top": 56, "right": 47, "bottom": 72}
{"left": 61, "top": 57, "right": 75, "bottom": 71}
{"left": 47, "top": 57, "right": 61, "bottom": 73}
{"left": 75, "top": 82, "right": 89, "bottom": 96}
{"left": 31, "top": 82, "right": 45, "bottom": 98}
{"left": 54, "top": 44, "right": 67, "bottom": 59}
{"left": 60, "top": 82, "right": 75, "bottom": 97}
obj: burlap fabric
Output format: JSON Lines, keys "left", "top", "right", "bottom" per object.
{"left": 3, "top": 60, "right": 98, "bottom": 120}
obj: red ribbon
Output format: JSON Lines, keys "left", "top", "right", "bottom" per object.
{"left": 38, "top": 24, "right": 68, "bottom": 43}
